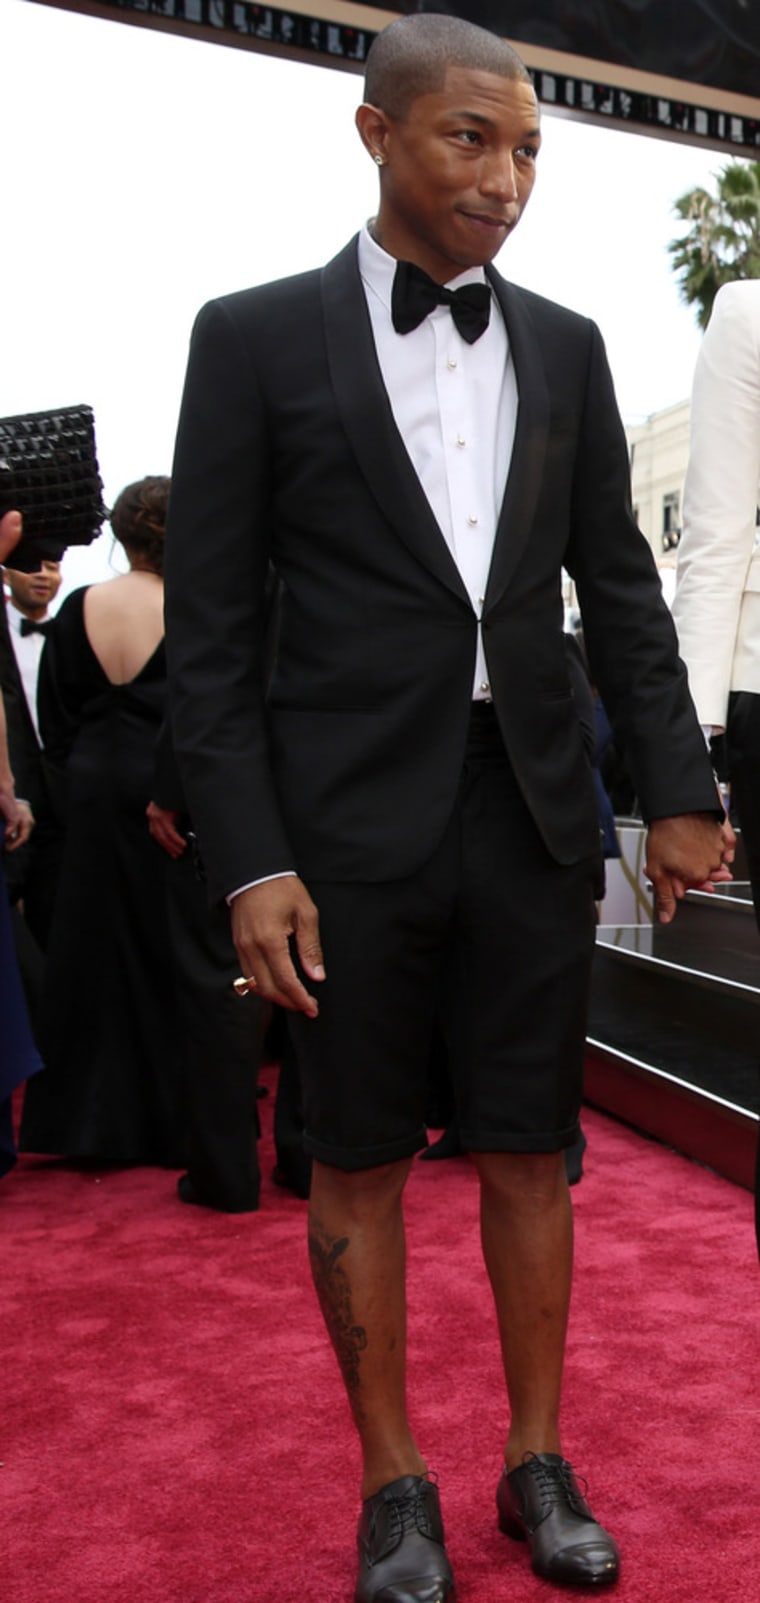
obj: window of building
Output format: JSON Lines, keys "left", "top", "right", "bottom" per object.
{"left": 662, "top": 490, "right": 680, "bottom": 552}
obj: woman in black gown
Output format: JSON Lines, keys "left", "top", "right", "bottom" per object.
{"left": 20, "top": 478, "right": 185, "bottom": 1165}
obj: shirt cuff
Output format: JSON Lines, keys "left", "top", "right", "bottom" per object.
{"left": 226, "top": 870, "right": 297, "bottom": 906}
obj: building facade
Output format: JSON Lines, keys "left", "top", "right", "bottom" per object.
{"left": 564, "top": 399, "right": 690, "bottom": 618}
{"left": 626, "top": 399, "right": 691, "bottom": 580}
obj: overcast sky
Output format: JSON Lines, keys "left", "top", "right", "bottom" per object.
{"left": 0, "top": 0, "right": 732, "bottom": 594}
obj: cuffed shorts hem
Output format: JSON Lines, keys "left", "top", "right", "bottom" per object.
{"left": 457, "top": 1119, "right": 581, "bottom": 1155}
{"left": 303, "top": 1123, "right": 428, "bottom": 1173}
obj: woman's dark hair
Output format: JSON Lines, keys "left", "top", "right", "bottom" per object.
{"left": 109, "top": 475, "right": 170, "bottom": 576}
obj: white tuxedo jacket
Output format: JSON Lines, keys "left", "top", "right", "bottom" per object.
{"left": 673, "top": 280, "right": 760, "bottom": 728}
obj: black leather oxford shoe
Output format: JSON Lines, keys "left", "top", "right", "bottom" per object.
{"left": 497, "top": 1453, "right": 620, "bottom": 1586}
{"left": 355, "top": 1474, "right": 455, "bottom": 1603}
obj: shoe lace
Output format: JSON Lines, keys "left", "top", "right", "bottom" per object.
{"left": 524, "top": 1454, "right": 589, "bottom": 1520}
{"left": 387, "top": 1475, "right": 437, "bottom": 1544}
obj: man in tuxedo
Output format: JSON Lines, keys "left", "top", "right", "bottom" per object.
{"left": 166, "top": 16, "right": 730, "bottom": 1599}
{"left": 3, "top": 560, "right": 62, "bottom": 740}
{"left": 671, "top": 280, "right": 760, "bottom": 1260}
{"left": 0, "top": 558, "right": 65, "bottom": 951}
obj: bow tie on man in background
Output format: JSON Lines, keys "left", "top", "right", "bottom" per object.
{"left": 20, "top": 617, "right": 52, "bottom": 638}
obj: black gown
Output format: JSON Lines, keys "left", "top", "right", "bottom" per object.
{"left": 20, "top": 587, "right": 186, "bottom": 1165}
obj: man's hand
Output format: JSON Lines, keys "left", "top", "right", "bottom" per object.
{"left": 230, "top": 876, "right": 325, "bottom": 1018}
{"left": 1, "top": 794, "right": 34, "bottom": 851}
{"left": 644, "top": 812, "right": 736, "bottom": 924}
{"left": 146, "top": 801, "right": 188, "bottom": 860}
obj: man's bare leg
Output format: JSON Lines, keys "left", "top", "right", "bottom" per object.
{"left": 308, "top": 1154, "right": 427, "bottom": 1498}
{"left": 472, "top": 1149, "right": 572, "bottom": 1467}
{"left": 474, "top": 1148, "right": 620, "bottom": 1584}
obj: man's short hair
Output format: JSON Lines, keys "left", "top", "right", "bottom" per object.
{"left": 364, "top": 14, "right": 532, "bottom": 121}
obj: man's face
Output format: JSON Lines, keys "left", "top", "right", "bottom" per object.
{"left": 365, "top": 67, "right": 540, "bottom": 282}
{"left": 4, "top": 559, "right": 62, "bottom": 615}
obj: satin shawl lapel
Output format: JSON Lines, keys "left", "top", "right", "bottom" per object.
{"left": 484, "top": 272, "right": 550, "bottom": 610}
{"left": 321, "top": 240, "right": 472, "bottom": 608}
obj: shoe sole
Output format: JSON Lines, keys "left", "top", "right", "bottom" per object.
{"left": 354, "top": 1583, "right": 455, "bottom": 1603}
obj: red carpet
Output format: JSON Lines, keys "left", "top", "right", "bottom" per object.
{"left": 4, "top": 1067, "right": 758, "bottom": 1603}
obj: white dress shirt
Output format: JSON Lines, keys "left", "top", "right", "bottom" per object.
{"left": 358, "top": 225, "right": 517, "bottom": 700}
{"left": 230, "top": 229, "right": 518, "bottom": 899}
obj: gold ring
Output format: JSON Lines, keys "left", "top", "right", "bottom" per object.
{"left": 233, "top": 975, "right": 257, "bottom": 996}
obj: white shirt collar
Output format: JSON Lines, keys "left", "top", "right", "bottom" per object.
{"left": 7, "top": 602, "right": 24, "bottom": 638}
{"left": 6, "top": 602, "right": 47, "bottom": 638}
{"left": 358, "top": 224, "right": 489, "bottom": 317}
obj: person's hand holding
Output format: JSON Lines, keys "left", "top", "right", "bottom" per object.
{"left": 644, "top": 812, "right": 735, "bottom": 924}
{"left": 230, "top": 876, "right": 325, "bottom": 1017}
{"left": 0, "top": 510, "right": 22, "bottom": 565}
{"left": 146, "top": 801, "right": 187, "bottom": 860}
{"left": 0, "top": 792, "right": 34, "bottom": 851}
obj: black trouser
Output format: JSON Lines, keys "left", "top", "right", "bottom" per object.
{"left": 725, "top": 691, "right": 760, "bottom": 1258}
{"left": 726, "top": 692, "right": 760, "bottom": 931}
{"left": 166, "top": 846, "right": 261, "bottom": 1210}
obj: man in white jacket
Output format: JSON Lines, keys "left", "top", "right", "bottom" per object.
{"left": 673, "top": 279, "right": 760, "bottom": 919}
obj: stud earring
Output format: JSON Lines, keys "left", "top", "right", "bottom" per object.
{"left": 374, "top": 154, "right": 385, "bottom": 167}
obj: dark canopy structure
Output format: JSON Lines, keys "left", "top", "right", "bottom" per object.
{"left": 32, "top": 0, "right": 760, "bottom": 152}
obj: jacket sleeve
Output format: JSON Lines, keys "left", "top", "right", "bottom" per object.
{"left": 565, "top": 321, "right": 719, "bottom": 823}
{"left": 164, "top": 295, "right": 295, "bottom": 904}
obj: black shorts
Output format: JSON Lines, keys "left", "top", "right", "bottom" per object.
{"left": 289, "top": 705, "right": 598, "bottom": 1171}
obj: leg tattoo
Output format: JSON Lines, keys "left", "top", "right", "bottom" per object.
{"left": 308, "top": 1218, "right": 368, "bottom": 1409}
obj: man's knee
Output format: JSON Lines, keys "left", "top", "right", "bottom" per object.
{"left": 310, "top": 1154, "right": 413, "bottom": 1216}
{"left": 472, "top": 1148, "right": 568, "bottom": 1207}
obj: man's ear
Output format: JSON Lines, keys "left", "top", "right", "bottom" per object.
{"left": 355, "top": 101, "right": 391, "bottom": 166}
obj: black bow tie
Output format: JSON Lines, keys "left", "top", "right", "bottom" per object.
{"left": 391, "top": 260, "right": 491, "bottom": 344}
{"left": 20, "top": 617, "right": 51, "bottom": 637}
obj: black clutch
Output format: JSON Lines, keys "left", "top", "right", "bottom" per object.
{"left": 0, "top": 402, "right": 107, "bottom": 570}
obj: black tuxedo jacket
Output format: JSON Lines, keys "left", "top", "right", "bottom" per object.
{"left": 166, "top": 237, "right": 717, "bottom": 904}
{"left": 0, "top": 604, "right": 43, "bottom": 810}
{"left": 1, "top": 606, "right": 67, "bottom": 953}
{"left": 0, "top": 604, "right": 61, "bottom": 896}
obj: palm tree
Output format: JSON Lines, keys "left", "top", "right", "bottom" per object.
{"left": 668, "top": 160, "right": 760, "bottom": 328}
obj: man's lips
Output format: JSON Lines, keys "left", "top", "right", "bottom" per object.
{"left": 459, "top": 209, "right": 517, "bottom": 230}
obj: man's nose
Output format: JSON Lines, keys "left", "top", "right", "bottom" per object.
{"left": 481, "top": 151, "right": 519, "bottom": 200}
